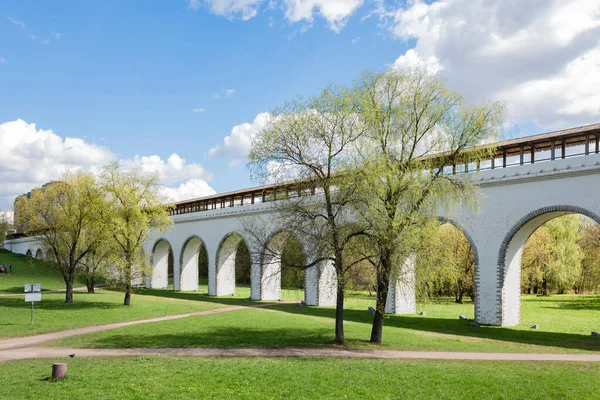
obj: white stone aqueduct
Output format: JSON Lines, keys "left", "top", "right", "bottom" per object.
{"left": 5, "top": 124, "right": 600, "bottom": 326}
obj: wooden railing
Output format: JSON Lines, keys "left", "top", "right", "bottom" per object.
{"left": 168, "top": 123, "right": 600, "bottom": 217}
{"left": 7, "top": 123, "right": 599, "bottom": 231}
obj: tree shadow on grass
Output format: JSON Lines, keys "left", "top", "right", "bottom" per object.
{"left": 78, "top": 326, "right": 333, "bottom": 349}
{"left": 0, "top": 295, "right": 122, "bottom": 311}
{"left": 267, "top": 304, "right": 600, "bottom": 352}
{"left": 537, "top": 296, "right": 600, "bottom": 311}
{"left": 135, "top": 288, "right": 268, "bottom": 307}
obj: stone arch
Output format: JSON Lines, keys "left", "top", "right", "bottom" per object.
{"left": 25, "top": 249, "right": 32, "bottom": 257}
{"left": 437, "top": 217, "right": 479, "bottom": 267}
{"left": 179, "top": 235, "right": 208, "bottom": 292}
{"left": 215, "top": 232, "right": 251, "bottom": 296}
{"left": 149, "top": 238, "right": 173, "bottom": 289}
{"left": 497, "top": 205, "right": 600, "bottom": 326}
{"left": 35, "top": 248, "right": 43, "bottom": 260}
{"left": 260, "top": 230, "right": 306, "bottom": 301}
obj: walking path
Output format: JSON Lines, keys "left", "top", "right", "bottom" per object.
{"left": 1, "top": 301, "right": 598, "bottom": 363}
{"left": 0, "top": 302, "right": 287, "bottom": 351}
{"left": 2, "top": 346, "right": 600, "bottom": 362}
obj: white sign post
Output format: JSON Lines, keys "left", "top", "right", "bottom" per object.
{"left": 24, "top": 284, "right": 42, "bottom": 325}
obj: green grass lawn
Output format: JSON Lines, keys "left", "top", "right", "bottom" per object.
{"left": 0, "top": 289, "right": 239, "bottom": 338}
{"left": 0, "top": 250, "right": 70, "bottom": 293}
{"left": 0, "top": 357, "right": 598, "bottom": 399}
{"left": 49, "top": 294, "right": 600, "bottom": 353}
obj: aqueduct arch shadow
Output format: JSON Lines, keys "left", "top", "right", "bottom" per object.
{"left": 179, "top": 235, "right": 208, "bottom": 292}
{"left": 34, "top": 248, "right": 43, "bottom": 260}
{"left": 25, "top": 249, "right": 32, "bottom": 258}
{"left": 497, "top": 205, "right": 600, "bottom": 326}
{"left": 215, "top": 232, "right": 252, "bottom": 296}
{"left": 149, "top": 238, "right": 173, "bottom": 289}
{"left": 260, "top": 230, "right": 306, "bottom": 301}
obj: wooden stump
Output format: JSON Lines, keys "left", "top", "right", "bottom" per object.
{"left": 52, "top": 363, "right": 67, "bottom": 379}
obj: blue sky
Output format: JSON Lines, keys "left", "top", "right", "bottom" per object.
{"left": 0, "top": 0, "right": 598, "bottom": 210}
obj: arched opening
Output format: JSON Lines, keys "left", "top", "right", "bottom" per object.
{"left": 35, "top": 249, "right": 43, "bottom": 260}
{"left": 215, "top": 233, "right": 251, "bottom": 296}
{"left": 499, "top": 206, "right": 600, "bottom": 326}
{"left": 151, "top": 238, "right": 173, "bottom": 289}
{"left": 25, "top": 249, "right": 32, "bottom": 258}
{"left": 416, "top": 219, "right": 478, "bottom": 317}
{"left": 179, "top": 236, "right": 208, "bottom": 292}
{"left": 261, "top": 232, "right": 306, "bottom": 301}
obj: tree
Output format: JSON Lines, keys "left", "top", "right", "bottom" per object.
{"left": 521, "top": 215, "right": 583, "bottom": 295}
{"left": 417, "top": 223, "right": 475, "bottom": 303}
{"left": 15, "top": 172, "right": 108, "bottom": 303}
{"left": 545, "top": 216, "right": 583, "bottom": 294}
{"left": 79, "top": 235, "right": 118, "bottom": 293}
{"left": 100, "top": 163, "right": 173, "bottom": 306}
{"left": 577, "top": 219, "right": 600, "bottom": 293}
{"left": 355, "top": 68, "right": 504, "bottom": 344}
{"left": 521, "top": 226, "right": 553, "bottom": 294}
{"left": 248, "top": 85, "right": 369, "bottom": 345}
{"left": 0, "top": 210, "right": 12, "bottom": 243}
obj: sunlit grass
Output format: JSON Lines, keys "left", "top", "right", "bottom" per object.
{"left": 1, "top": 357, "right": 598, "bottom": 400}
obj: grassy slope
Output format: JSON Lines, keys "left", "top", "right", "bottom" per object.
{"left": 0, "top": 357, "right": 598, "bottom": 399}
{"left": 0, "top": 250, "right": 68, "bottom": 293}
{"left": 50, "top": 294, "right": 600, "bottom": 353}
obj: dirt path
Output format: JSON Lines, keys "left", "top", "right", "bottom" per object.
{"left": 0, "top": 302, "right": 288, "bottom": 351}
{"left": 2, "top": 346, "right": 600, "bottom": 362}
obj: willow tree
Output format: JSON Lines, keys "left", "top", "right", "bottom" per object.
{"left": 248, "top": 86, "right": 368, "bottom": 345}
{"left": 417, "top": 223, "right": 475, "bottom": 302}
{"left": 355, "top": 68, "right": 505, "bottom": 344}
{"left": 101, "top": 163, "right": 173, "bottom": 306}
{"left": 15, "top": 172, "right": 108, "bottom": 303}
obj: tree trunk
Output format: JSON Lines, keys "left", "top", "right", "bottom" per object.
{"left": 123, "top": 263, "right": 132, "bottom": 306}
{"left": 542, "top": 278, "right": 548, "bottom": 296}
{"left": 124, "top": 283, "right": 131, "bottom": 306}
{"left": 65, "top": 279, "right": 74, "bottom": 304}
{"left": 455, "top": 291, "right": 464, "bottom": 303}
{"left": 370, "top": 253, "right": 391, "bottom": 344}
{"left": 86, "top": 270, "right": 95, "bottom": 294}
{"left": 335, "top": 283, "right": 345, "bottom": 345}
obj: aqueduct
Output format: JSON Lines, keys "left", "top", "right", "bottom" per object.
{"left": 6, "top": 123, "right": 600, "bottom": 326}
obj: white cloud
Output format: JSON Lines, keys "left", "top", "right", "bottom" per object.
{"left": 352, "top": 36, "right": 360, "bottom": 44}
{"left": 0, "top": 210, "right": 14, "bottom": 224}
{"left": 384, "top": 0, "right": 600, "bottom": 129}
{"left": 161, "top": 179, "right": 216, "bottom": 202}
{"left": 192, "top": 107, "right": 207, "bottom": 113}
{"left": 213, "top": 88, "right": 236, "bottom": 99}
{"left": 197, "top": 0, "right": 263, "bottom": 20}
{"left": 7, "top": 17, "right": 25, "bottom": 30}
{"left": 53, "top": 33, "right": 63, "bottom": 40}
{"left": 283, "top": 0, "right": 363, "bottom": 33}
{"left": 0, "top": 58, "right": 6, "bottom": 64}
{"left": 0, "top": 119, "right": 216, "bottom": 209}
{"left": 193, "top": 0, "right": 364, "bottom": 32}
{"left": 208, "top": 112, "right": 269, "bottom": 166}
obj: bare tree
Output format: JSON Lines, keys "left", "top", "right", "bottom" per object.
{"left": 247, "top": 86, "right": 369, "bottom": 345}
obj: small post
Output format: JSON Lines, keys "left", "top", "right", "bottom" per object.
{"left": 31, "top": 300, "right": 34, "bottom": 325}
{"left": 52, "top": 363, "right": 68, "bottom": 379}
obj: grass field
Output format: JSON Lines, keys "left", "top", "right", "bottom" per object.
{"left": 0, "top": 289, "right": 234, "bottom": 338}
{"left": 2, "top": 249, "right": 599, "bottom": 354}
{"left": 0, "top": 249, "right": 70, "bottom": 293}
{"left": 0, "top": 357, "right": 598, "bottom": 399}
{"left": 48, "top": 293, "right": 600, "bottom": 353}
